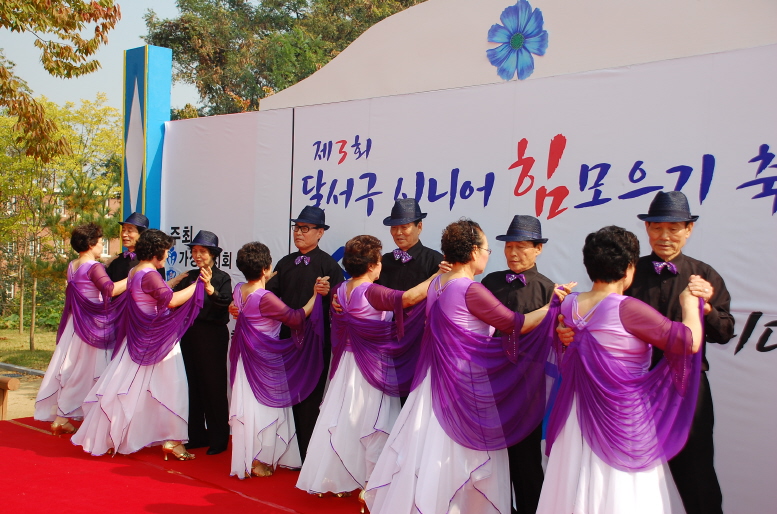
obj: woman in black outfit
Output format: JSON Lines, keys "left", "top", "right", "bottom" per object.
{"left": 172, "top": 230, "right": 233, "bottom": 455}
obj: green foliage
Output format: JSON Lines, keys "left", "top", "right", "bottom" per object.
{"left": 0, "top": 329, "right": 56, "bottom": 371}
{"left": 0, "top": 93, "right": 122, "bottom": 339}
{"left": 0, "top": 272, "right": 65, "bottom": 331}
{"left": 0, "top": 1, "right": 121, "bottom": 162}
{"left": 144, "top": 0, "right": 425, "bottom": 115}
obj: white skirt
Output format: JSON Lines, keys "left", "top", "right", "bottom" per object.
{"left": 229, "top": 356, "right": 300, "bottom": 478}
{"left": 71, "top": 339, "right": 189, "bottom": 456}
{"left": 296, "top": 351, "right": 400, "bottom": 494}
{"left": 536, "top": 398, "right": 686, "bottom": 514}
{"left": 365, "top": 371, "right": 510, "bottom": 514}
{"left": 34, "top": 315, "right": 111, "bottom": 421}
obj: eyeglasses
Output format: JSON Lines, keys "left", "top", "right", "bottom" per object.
{"left": 477, "top": 246, "right": 492, "bottom": 255}
{"left": 291, "top": 224, "right": 316, "bottom": 233}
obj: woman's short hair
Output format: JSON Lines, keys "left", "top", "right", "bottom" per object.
{"left": 135, "top": 229, "right": 174, "bottom": 261}
{"left": 236, "top": 242, "right": 272, "bottom": 281}
{"left": 441, "top": 219, "right": 484, "bottom": 264}
{"left": 582, "top": 226, "right": 640, "bottom": 283}
{"left": 70, "top": 223, "right": 103, "bottom": 253}
{"left": 342, "top": 235, "right": 382, "bottom": 277}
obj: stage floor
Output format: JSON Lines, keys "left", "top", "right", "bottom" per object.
{"left": 0, "top": 417, "right": 363, "bottom": 513}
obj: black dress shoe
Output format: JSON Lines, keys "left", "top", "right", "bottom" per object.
{"left": 206, "top": 446, "right": 227, "bottom": 455}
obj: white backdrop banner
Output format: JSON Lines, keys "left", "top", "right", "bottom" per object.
{"left": 161, "top": 108, "right": 293, "bottom": 288}
{"left": 161, "top": 44, "right": 776, "bottom": 512}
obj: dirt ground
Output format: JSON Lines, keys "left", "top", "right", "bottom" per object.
{"left": 1, "top": 372, "right": 42, "bottom": 420}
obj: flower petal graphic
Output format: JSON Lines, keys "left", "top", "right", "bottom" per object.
{"left": 498, "top": 48, "right": 520, "bottom": 80}
{"left": 524, "top": 30, "right": 548, "bottom": 56}
{"left": 487, "top": 43, "right": 513, "bottom": 68}
{"left": 488, "top": 23, "right": 512, "bottom": 44}
{"left": 499, "top": 5, "right": 520, "bottom": 33}
{"left": 515, "top": 0, "right": 533, "bottom": 33}
{"left": 515, "top": 47, "right": 535, "bottom": 80}
{"left": 487, "top": 1, "right": 548, "bottom": 81}
{"left": 523, "top": 7, "right": 545, "bottom": 39}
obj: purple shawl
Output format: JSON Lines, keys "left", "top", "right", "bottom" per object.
{"left": 115, "top": 271, "right": 204, "bottom": 366}
{"left": 329, "top": 288, "right": 426, "bottom": 398}
{"left": 57, "top": 263, "right": 125, "bottom": 350}
{"left": 544, "top": 299, "right": 703, "bottom": 471}
{"left": 411, "top": 294, "right": 561, "bottom": 451}
{"left": 229, "top": 295, "right": 324, "bottom": 408}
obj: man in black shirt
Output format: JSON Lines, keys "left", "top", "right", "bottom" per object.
{"left": 265, "top": 206, "right": 344, "bottom": 463}
{"left": 376, "top": 198, "right": 443, "bottom": 291}
{"left": 106, "top": 212, "right": 149, "bottom": 281}
{"left": 482, "top": 215, "right": 555, "bottom": 514}
{"left": 625, "top": 191, "right": 734, "bottom": 514}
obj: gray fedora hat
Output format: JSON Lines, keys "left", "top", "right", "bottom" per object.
{"left": 495, "top": 215, "right": 548, "bottom": 243}
{"left": 291, "top": 206, "right": 330, "bottom": 230}
{"left": 637, "top": 191, "right": 699, "bottom": 223}
{"left": 383, "top": 198, "right": 428, "bottom": 226}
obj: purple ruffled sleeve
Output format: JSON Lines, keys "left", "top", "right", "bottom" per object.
{"left": 259, "top": 291, "right": 307, "bottom": 331}
{"left": 466, "top": 282, "right": 521, "bottom": 333}
{"left": 620, "top": 296, "right": 696, "bottom": 396}
{"left": 140, "top": 269, "right": 173, "bottom": 310}
{"left": 465, "top": 281, "right": 526, "bottom": 363}
{"left": 365, "top": 283, "right": 405, "bottom": 338}
{"left": 86, "top": 262, "right": 114, "bottom": 301}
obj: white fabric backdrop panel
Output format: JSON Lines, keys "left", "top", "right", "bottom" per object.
{"left": 161, "top": 108, "right": 293, "bottom": 287}
{"left": 291, "top": 44, "right": 777, "bottom": 512}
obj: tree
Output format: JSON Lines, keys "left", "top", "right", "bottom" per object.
{"left": 143, "top": 0, "right": 425, "bottom": 116}
{"left": 0, "top": 94, "right": 122, "bottom": 347}
{"left": 0, "top": 1, "right": 121, "bottom": 162}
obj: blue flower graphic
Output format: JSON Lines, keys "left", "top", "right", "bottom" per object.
{"left": 487, "top": 0, "right": 548, "bottom": 81}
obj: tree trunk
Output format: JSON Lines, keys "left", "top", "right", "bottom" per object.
{"left": 17, "top": 261, "right": 24, "bottom": 335}
{"left": 29, "top": 276, "right": 37, "bottom": 351}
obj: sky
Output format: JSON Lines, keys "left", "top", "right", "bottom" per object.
{"left": 1, "top": 1, "right": 201, "bottom": 112}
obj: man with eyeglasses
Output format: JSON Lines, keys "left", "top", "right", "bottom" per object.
{"left": 481, "top": 214, "right": 556, "bottom": 514}
{"left": 265, "top": 205, "right": 344, "bottom": 463}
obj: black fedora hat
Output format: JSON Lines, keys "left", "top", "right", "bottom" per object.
{"left": 186, "top": 230, "right": 222, "bottom": 253}
{"left": 118, "top": 212, "right": 150, "bottom": 230}
{"left": 383, "top": 198, "right": 428, "bottom": 226}
{"left": 495, "top": 215, "right": 548, "bottom": 243}
{"left": 291, "top": 206, "right": 330, "bottom": 230}
{"left": 637, "top": 191, "right": 699, "bottom": 223}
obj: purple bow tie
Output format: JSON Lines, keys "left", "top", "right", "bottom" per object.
{"left": 506, "top": 273, "right": 526, "bottom": 285}
{"left": 393, "top": 249, "right": 413, "bottom": 263}
{"left": 123, "top": 251, "right": 136, "bottom": 260}
{"left": 295, "top": 255, "right": 311, "bottom": 266}
{"left": 653, "top": 261, "right": 678, "bottom": 275}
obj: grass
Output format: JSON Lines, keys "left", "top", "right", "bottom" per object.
{"left": 0, "top": 329, "right": 57, "bottom": 371}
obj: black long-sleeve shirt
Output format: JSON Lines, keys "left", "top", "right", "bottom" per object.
{"left": 173, "top": 266, "right": 232, "bottom": 325}
{"left": 481, "top": 265, "right": 556, "bottom": 315}
{"left": 376, "top": 240, "right": 443, "bottom": 292}
{"left": 266, "top": 246, "right": 345, "bottom": 309}
{"left": 625, "top": 252, "right": 735, "bottom": 371}
{"left": 106, "top": 254, "right": 164, "bottom": 281}
{"left": 266, "top": 246, "right": 345, "bottom": 345}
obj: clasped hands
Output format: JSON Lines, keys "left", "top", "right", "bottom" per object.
{"left": 228, "top": 275, "right": 331, "bottom": 319}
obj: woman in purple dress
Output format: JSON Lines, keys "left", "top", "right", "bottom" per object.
{"left": 366, "top": 219, "right": 570, "bottom": 514}
{"left": 72, "top": 229, "right": 209, "bottom": 460}
{"left": 297, "top": 235, "right": 438, "bottom": 498}
{"left": 35, "top": 223, "right": 127, "bottom": 435}
{"left": 537, "top": 226, "right": 703, "bottom": 514}
{"left": 229, "top": 241, "right": 328, "bottom": 479}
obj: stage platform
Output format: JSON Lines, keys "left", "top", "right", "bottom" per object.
{"left": 0, "top": 417, "right": 363, "bottom": 513}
